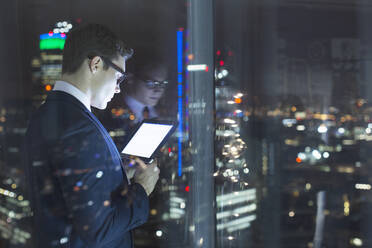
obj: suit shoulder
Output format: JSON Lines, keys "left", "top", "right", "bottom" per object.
{"left": 26, "top": 99, "right": 95, "bottom": 142}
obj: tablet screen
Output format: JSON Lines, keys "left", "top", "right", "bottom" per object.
{"left": 121, "top": 123, "right": 174, "bottom": 158}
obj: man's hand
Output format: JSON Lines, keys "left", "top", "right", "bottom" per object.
{"left": 133, "top": 158, "right": 160, "bottom": 196}
{"left": 123, "top": 160, "right": 137, "bottom": 180}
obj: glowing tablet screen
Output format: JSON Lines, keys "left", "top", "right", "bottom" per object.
{"left": 122, "top": 123, "right": 174, "bottom": 158}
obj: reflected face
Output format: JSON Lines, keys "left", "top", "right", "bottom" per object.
{"left": 91, "top": 56, "right": 126, "bottom": 110}
{"left": 132, "top": 66, "right": 167, "bottom": 107}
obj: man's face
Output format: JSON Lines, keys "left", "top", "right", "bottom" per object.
{"left": 91, "top": 56, "right": 126, "bottom": 110}
{"left": 132, "top": 66, "right": 167, "bottom": 107}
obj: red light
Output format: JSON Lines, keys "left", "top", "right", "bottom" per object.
{"left": 296, "top": 157, "right": 302, "bottom": 163}
{"left": 168, "top": 147, "right": 171, "bottom": 153}
{"left": 61, "top": 33, "right": 66, "bottom": 38}
{"left": 48, "top": 31, "right": 53, "bottom": 36}
{"left": 219, "top": 60, "right": 224, "bottom": 66}
{"left": 185, "top": 186, "right": 190, "bottom": 192}
{"left": 205, "top": 66, "right": 209, "bottom": 72}
{"left": 216, "top": 50, "right": 221, "bottom": 56}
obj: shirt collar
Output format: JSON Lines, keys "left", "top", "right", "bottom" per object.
{"left": 53, "top": 80, "right": 91, "bottom": 111}
{"left": 124, "top": 95, "right": 157, "bottom": 122}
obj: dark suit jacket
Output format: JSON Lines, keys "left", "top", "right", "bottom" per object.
{"left": 24, "top": 91, "right": 149, "bottom": 248}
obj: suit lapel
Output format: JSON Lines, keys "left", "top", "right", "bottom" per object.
{"left": 46, "top": 91, "right": 126, "bottom": 178}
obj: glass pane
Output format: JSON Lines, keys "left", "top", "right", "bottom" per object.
{"left": 4, "top": 0, "right": 372, "bottom": 247}
{"left": 215, "top": 0, "right": 372, "bottom": 247}
{"left": 1, "top": 1, "right": 193, "bottom": 247}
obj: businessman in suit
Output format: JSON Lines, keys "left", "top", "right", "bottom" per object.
{"left": 24, "top": 23, "right": 159, "bottom": 248}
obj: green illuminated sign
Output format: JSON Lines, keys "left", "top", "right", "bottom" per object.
{"left": 40, "top": 39, "right": 65, "bottom": 50}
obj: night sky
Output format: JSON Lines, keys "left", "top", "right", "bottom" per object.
{"left": 0, "top": 0, "right": 185, "bottom": 102}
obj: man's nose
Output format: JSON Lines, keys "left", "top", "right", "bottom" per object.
{"left": 153, "top": 88, "right": 164, "bottom": 93}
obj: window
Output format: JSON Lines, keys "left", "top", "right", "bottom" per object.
{"left": 1, "top": 0, "right": 371, "bottom": 247}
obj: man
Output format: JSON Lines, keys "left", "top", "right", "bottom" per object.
{"left": 123, "top": 61, "right": 168, "bottom": 123}
{"left": 97, "top": 58, "right": 169, "bottom": 152}
{"left": 24, "top": 23, "right": 159, "bottom": 248}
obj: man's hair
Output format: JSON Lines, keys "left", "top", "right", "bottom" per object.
{"left": 62, "top": 23, "right": 133, "bottom": 74}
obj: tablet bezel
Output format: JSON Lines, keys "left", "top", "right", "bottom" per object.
{"left": 121, "top": 119, "right": 178, "bottom": 162}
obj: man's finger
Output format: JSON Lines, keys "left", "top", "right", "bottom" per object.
{"left": 134, "top": 158, "right": 147, "bottom": 169}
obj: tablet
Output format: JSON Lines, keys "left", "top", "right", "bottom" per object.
{"left": 121, "top": 119, "right": 178, "bottom": 162}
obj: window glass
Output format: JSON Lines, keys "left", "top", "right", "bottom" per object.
{"left": 215, "top": 0, "right": 372, "bottom": 247}
{"left": 1, "top": 0, "right": 372, "bottom": 247}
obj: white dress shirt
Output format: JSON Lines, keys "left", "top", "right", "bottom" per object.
{"left": 124, "top": 95, "right": 157, "bottom": 123}
{"left": 53, "top": 80, "right": 91, "bottom": 112}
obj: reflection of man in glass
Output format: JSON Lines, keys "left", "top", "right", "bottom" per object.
{"left": 24, "top": 24, "right": 159, "bottom": 248}
{"left": 98, "top": 58, "right": 169, "bottom": 151}
{"left": 123, "top": 62, "right": 168, "bottom": 122}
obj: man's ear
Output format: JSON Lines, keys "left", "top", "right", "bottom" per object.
{"left": 89, "top": 56, "right": 102, "bottom": 73}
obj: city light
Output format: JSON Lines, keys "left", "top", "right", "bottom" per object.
{"left": 216, "top": 189, "right": 256, "bottom": 207}
{"left": 150, "top": 209, "right": 157, "bottom": 215}
{"left": 317, "top": 124, "right": 328, "bottom": 133}
{"left": 156, "top": 230, "right": 163, "bottom": 237}
{"left": 224, "top": 118, "right": 236, "bottom": 124}
{"left": 234, "top": 98, "right": 242, "bottom": 104}
{"left": 217, "top": 204, "right": 257, "bottom": 220}
{"left": 323, "top": 152, "right": 330, "bottom": 158}
{"left": 298, "top": 152, "right": 306, "bottom": 160}
{"left": 282, "top": 119, "right": 297, "bottom": 127}
{"left": 40, "top": 33, "right": 67, "bottom": 40}
{"left": 60, "top": 237, "right": 68, "bottom": 244}
{"left": 296, "top": 125, "right": 306, "bottom": 131}
{"left": 177, "top": 29, "right": 183, "bottom": 177}
{"left": 355, "top": 184, "right": 372, "bottom": 190}
{"left": 351, "top": 238, "right": 363, "bottom": 247}
{"left": 312, "top": 150, "right": 322, "bottom": 160}
{"left": 217, "top": 215, "right": 256, "bottom": 232}
{"left": 96, "top": 171, "right": 103, "bottom": 178}
{"left": 344, "top": 198, "right": 350, "bottom": 216}
{"left": 40, "top": 38, "right": 66, "bottom": 50}
{"left": 187, "top": 64, "right": 208, "bottom": 71}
